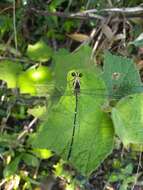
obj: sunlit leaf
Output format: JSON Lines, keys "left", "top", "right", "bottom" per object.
{"left": 0, "top": 60, "right": 22, "bottom": 88}
{"left": 18, "top": 65, "right": 54, "bottom": 96}
{"left": 32, "top": 148, "right": 53, "bottom": 159}
{"left": 67, "top": 33, "right": 89, "bottom": 42}
{"left": 18, "top": 72, "right": 36, "bottom": 95}
{"left": 26, "top": 65, "right": 53, "bottom": 83}
{"left": 27, "top": 40, "right": 53, "bottom": 62}
{"left": 28, "top": 105, "right": 47, "bottom": 118}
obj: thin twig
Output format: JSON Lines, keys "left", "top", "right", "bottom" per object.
{"left": 91, "top": 16, "right": 112, "bottom": 58}
{"left": 106, "top": 0, "right": 113, "bottom": 7}
{"left": 30, "top": 7, "right": 104, "bottom": 20}
{"left": 102, "top": 6, "right": 143, "bottom": 15}
{"left": 0, "top": 56, "right": 37, "bottom": 65}
{"left": 0, "top": 6, "right": 13, "bottom": 14}
{"left": 91, "top": 32, "right": 103, "bottom": 58}
{"left": 0, "top": 179, "right": 7, "bottom": 188}
{"left": 84, "top": 6, "right": 143, "bottom": 15}
{"left": 17, "top": 117, "right": 38, "bottom": 140}
{"left": 73, "top": 28, "right": 97, "bottom": 53}
{"left": 131, "top": 151, "right": 142, "bottom": 190}
{"left": 13, "top": 0, "right": 18, "bottom": 52}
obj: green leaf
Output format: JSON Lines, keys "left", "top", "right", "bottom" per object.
{"left": 27, "top": 105, "right": 47, "bottom": 118}
{"left": 29, "top": 66, "right": 114, "bottom": 176}
{"left": 130, "top": 144, "right": 143, "bottom": 151}
{"left": 4, "top": 155, "right": 21, "bottom": 177}
{"left": 18, "top": 72, "right": 36, "bottom": 95}
{"left": 112, "top": 93, "right": 143, "bottom": 146}
{"left": 102, "top": 52, "right": 142, "bottom": 99}
{"left": 0, "top": 60, "right": 22, "bottom": 88}
{"left": 119, "top": 183, "right": 128, "bottom": 190}
{"left": 27, "top": 40, "right": 53, "bottom": 62}
{"left": 129, "top": 33, "right": 143, "bottom": 47}
{"left": 26, "top": 65, "right": 53, "bottom": 83}
{"left": 108, "top": 173, "right": 123, "bottom": 182}
{"left": 122, "top": 163, "right": 133, "bottom": 175}
{"left": 22, "top": 153, "right": 39, "bottom": 167}
{"left": 0, "top": 15, "right": 12, "bottom": 37}
{"left": 32, "top": 148, "right": 53, "bottom": 159}
{"left": 0, "top": 133, "right": 19, "bottom": 148}
{"left": 129, "top": 39, "right": 143, "bottom": 47}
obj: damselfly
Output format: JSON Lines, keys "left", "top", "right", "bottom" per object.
{"left": 67, "top": 71, "right": 82, "bottom": 160}
{"left": 30, "top": 68, "right": 143, "bottom": 175}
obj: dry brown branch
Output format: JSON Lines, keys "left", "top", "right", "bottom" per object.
{"left": 29, "top": 7, "right": 104, "bottom": 21}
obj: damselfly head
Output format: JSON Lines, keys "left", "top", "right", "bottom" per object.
{"left": 67, "top": 70, "right": 83, "bottom": 82}
{"left": 67, "top": 70, "right": 83, "bottom": 93}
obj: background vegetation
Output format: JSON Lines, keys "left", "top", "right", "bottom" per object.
{"left": 1, "top": 0, "right": 143, "bottom": 189}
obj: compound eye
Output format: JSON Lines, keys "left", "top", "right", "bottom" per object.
{"left": 71, "top": 72, "right": 76, "bottom": 76}
{"left": 79, "top": 73, "right": 83, "bottom": 77}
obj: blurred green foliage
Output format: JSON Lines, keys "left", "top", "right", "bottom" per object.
{"left": 0, "top": 0, "right": 143, "bottom": 189}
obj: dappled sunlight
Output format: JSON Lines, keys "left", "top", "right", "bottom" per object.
{"left": 28, "top": 42, "right": 43, "bottom": 52}
{"left": 31, "top": 70, "right": 42, "bottom": 80}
